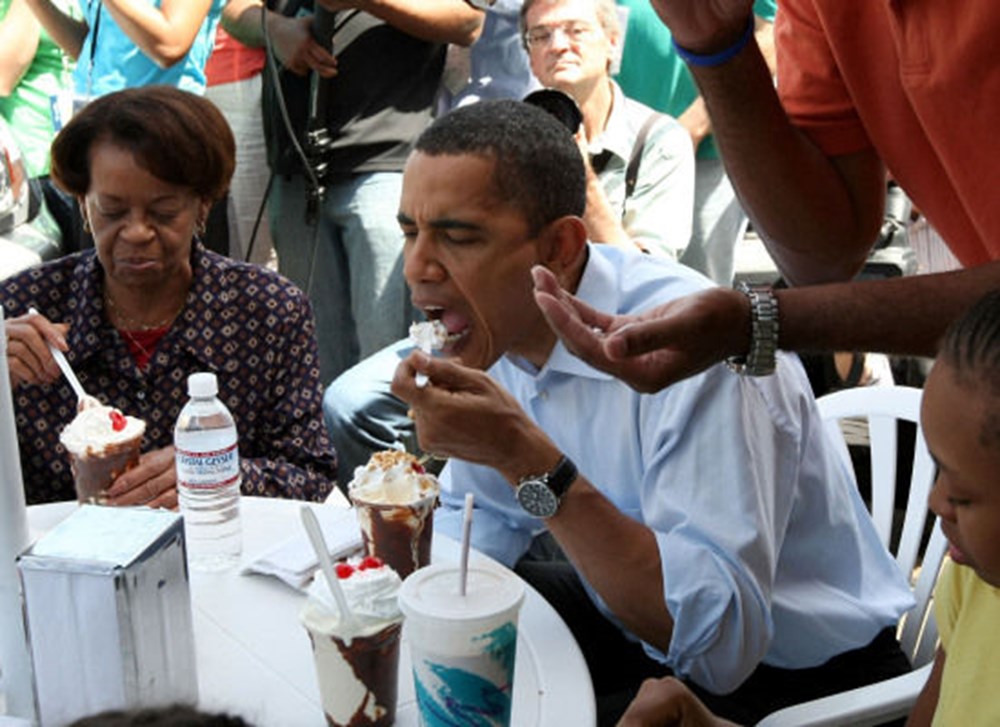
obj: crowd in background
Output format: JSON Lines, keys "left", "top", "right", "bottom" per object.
{"left": 4, "top": 2, "right": 1000, "bottom": 727}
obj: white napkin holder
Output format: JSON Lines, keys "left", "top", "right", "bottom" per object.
{"left": 17, "top": 506, "right": 198, "bottom": 726}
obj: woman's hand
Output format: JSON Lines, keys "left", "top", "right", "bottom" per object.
{"left": 5, "top": 310, "right": 68, "bottom": 389}
{"left": 104, "top": 445, "right": 179, "bottom": 510}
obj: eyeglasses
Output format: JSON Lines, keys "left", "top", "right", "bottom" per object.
{"left": 524, "top": 21, "right": 597, "bottom": 50}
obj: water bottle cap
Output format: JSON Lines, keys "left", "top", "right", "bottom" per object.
{"left": 187, "top": 372, "right": 218, "bottom": 398}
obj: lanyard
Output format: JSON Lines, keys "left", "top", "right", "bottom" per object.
{"left": 86, "top": 0, "right": 102, "bottom": 97}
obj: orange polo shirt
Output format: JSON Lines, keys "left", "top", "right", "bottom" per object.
{"left": 776, "top": 0, "right": 1000, "bottom": 267}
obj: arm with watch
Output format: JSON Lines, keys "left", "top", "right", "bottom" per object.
{"left": 532, "top": 260, "right": 1000, "bottom": 394}
{"left": 391, "top": 351, "right": 676, "bottom": 652}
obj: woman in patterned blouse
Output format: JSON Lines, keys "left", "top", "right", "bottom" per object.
{"left": 3, "top": 86, "right": 337, "bottom": 506}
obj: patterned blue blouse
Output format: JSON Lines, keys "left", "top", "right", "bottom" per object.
{"left": 2, "top": 244, "right": 337, "bottom": 504}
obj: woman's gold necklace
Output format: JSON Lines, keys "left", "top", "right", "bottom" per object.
{"left": 104, "top": 291, "right": 183, "bottom": 332}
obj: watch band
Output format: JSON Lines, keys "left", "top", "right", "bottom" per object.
{"left": 726, "top": 282, "right": 779, "bottom": 376}
{"left": 542, "top": 455, "right": 578, "bottom": 500}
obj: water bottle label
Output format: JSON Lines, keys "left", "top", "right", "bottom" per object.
{"left": 176, "top": 443, "right": 240, "bottom": 490}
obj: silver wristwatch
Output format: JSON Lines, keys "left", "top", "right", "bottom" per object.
{"left": 726, "top": 282, "right": 779, "bottom": 376}
{"left": 465, "top": 0, "right": 496, "bottom": 9}
{"left": 515, "top": 456, "right": 578, "bottom": 519}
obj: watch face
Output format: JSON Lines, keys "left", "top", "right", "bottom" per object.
{"left": 517, "top": 480, "right": 559, "bottom": 518}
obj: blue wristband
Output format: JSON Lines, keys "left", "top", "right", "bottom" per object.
{"left": 672, "top": 17, "right": 754, "bottom": 68}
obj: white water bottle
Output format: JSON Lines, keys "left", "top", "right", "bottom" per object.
{"left": 174, "top": 372, "right": 242, "bottom": 572}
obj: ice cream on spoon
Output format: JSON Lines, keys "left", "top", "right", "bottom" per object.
{"left": 408, "top": 320, "right": 448, "bottom": 388}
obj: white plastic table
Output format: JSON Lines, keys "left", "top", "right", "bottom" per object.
{"left": 27, "top": 496, "right": 596, "bottom": 726}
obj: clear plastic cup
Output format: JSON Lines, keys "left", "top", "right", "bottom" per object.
{"left": 64, "top": 433, "right": 143, "bottom": 504}
{"left": 399, "top": 562, "right": 525, "bottom": 726}
{"left": 301, "top": 608, "right": 403, "bottom": 727}
{"left": 350, "top": 490, "right": 437, "bottom": 579}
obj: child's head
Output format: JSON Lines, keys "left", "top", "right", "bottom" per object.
{"left": 925, "top": 289, "right": 1000, "bottom": 586}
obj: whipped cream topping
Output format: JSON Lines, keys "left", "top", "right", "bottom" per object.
{"left": 59, "top": 404, "right": 145, "bottom": 457}
{"left": 349, "top": 450, "right": 440, "bottom": 506}
{"left": 409, "top": 320, "right": 448, "bottom": 352}
{"left": 303, "top": 556, "right": 403, "bottom": 636}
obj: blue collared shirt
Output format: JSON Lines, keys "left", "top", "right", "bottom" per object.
{"left": 436, "top": 244, "right": 913, "bottom": 692}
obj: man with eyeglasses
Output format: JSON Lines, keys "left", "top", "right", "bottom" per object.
{"left": 520, "top": 0, "right": 695, "bottom": 259}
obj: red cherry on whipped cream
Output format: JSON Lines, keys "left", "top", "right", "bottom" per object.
{"left": 359, "top": 555, "right": 384, "bottom": 570}
{"left": 334, "top": 562, "right": 355, "bottom": 579}
{"left": 411, "top": 461, "right": 425, "bottom": 474}
{"left": 109, "top": 410, "right": 127, "bottom": 432}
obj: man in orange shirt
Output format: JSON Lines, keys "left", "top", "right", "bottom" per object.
{"left": 533, "top": 0, "right": 1000, "bottom": 395}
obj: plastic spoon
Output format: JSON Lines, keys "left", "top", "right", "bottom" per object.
{"left": 300, "top": 506, "right": 361, "bottom": 637}
{"left": 27, "top": 307, "right": 99, "bottom": 409}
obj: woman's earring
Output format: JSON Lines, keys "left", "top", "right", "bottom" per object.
{"left": 82, "top": 216, "right": 91, "bottom": 234}
{"left": 196, "top": 218, "right": 207, "bottom": 237}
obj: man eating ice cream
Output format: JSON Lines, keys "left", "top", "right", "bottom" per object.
{"left": 386, "top": 99, "right": 914, "bottom": 726}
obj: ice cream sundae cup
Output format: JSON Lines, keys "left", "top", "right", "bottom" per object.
{"left": 300, "top": 555, "right": 403, "bottom": 727}
{"left": 59, "top": 403, "right": 145, "bottom": 504}
{"left": 348, "top": 450, "right": 440, "bottom": 579}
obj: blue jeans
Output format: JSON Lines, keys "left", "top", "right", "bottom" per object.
{"left": 323, "top": 339, "right": 415, "bottom": 491}
{"left": 270, "top": 172, "right": 412, "bottom": 382}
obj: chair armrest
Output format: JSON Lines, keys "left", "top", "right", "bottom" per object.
{"left": 754, "top": 662, "right": 932, "bottom": 727}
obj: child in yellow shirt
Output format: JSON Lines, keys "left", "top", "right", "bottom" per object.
{"left": 907, "top": 289, "right": 1000, "bottom": 726}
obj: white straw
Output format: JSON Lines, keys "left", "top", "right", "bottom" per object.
{"left": 300, "top": 506, "right": 360, "bottom": 636}
{"left": 459, "top": 492, "right": 474, "bottom": 596}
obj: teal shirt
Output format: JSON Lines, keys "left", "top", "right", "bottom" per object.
{"left": 615, "top": 1, "right": 777, "bottom": 160}
{"left": 73, "top": 0, "right": 224, "bottom": 97}
{"left": 0, "top": 0, "right": 75, "bottom": 176}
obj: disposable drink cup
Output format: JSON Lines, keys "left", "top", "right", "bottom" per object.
{"left": 350, "top": 491, "right": 436, "bottom": 579}
{"left": 400, "top": 562, "right": 525, "bottom": 726}
{"left": 66, "top": 434, "right": 143, "bottom": 504}
{"left": 301, "top": 611, "right": 402, "bottom": 727}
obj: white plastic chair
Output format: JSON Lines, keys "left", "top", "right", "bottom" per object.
{"left": 756, "top": 386, "right": 947, "bottom": 727}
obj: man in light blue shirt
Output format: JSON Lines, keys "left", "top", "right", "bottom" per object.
{"left": 390, "top": 98, "right": 914, "bottom": 725}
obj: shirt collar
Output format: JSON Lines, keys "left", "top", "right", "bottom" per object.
{"left": 503, "top": 244, "right": 616, "bottom": 382}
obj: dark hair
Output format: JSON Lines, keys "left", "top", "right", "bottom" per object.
{"left": 938, "top": 288, "right": 1000, "bottom": 447}
{"left": 50, "top": 85, "right": 235, "bottom": 203}
{"left": 414, "top": 100, "right": 586, "bottom": 234}
{"left": 68, "top": 705, "right": 252, "bottom": 727}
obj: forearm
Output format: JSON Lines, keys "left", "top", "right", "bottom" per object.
{"left": 222, "top": 0, "right": 267, "bottom": 48}
{"left": 776, "top": 261, "right": 1000, "bottom": 357}
{"left": 491, "top": 429, "right": 674, "bottom": 650}
{"left": 241, "top": 452, "right": 336, "bottom": 502}
{"left": 905, "top": 648, "right": 944, "bottom": 727}
{"left": 690, "top": 40, "right": 885, "bottom": 285}
{"left": 548, "top": 479, "right": 674, "bottom": 650}
{"left": 0, "top": 0, "right": 39, "bottom": 96}
{"left": 23, "top": 0, "right": 86, "bottom": 59}
{"left": 101, "top": 0, "right": 213, "bottom": 68}
{"left": 677, "top": 96, "right": 710, "bottom": 150}
{"left": 330, "top": 0, "right": 483, "bottom": 45}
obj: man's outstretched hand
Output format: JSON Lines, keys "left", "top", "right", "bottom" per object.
{"left": 532, "top": 266, "right": 750, "bottom": 393}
